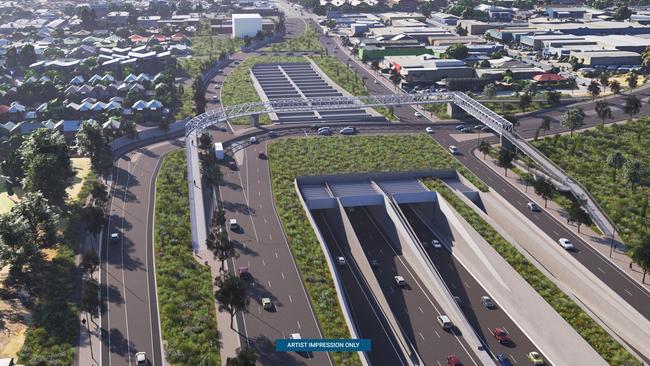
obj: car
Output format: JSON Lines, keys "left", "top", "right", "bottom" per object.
{"left": 212, "top": 95, "right": 220, "bottom": 102}
{"left": 136, "top": 351, "right": 148, "bottom": 365}
{"left": 460, "top": 127, "right": 473, "bottom": 133}
{"left": 473, "top": 124, "right": 483, "bottom": 129}
{"left": 453, "top": 295, "right": 462, "bottom": 305}
{"left": 228, "top": 161, "right": 237, "bottom": 170}
{"left": 447, "top": 354, "right": 462, "bottom": 366}
{"left": 262, "top": 297, "right": 273, "bottom": 310}
{"left": 527, "top": 202, "right": 540, "bottom": 211}
{"left": 414, "top": 111, "right": 424, "bottom": 118}
{"left": 496, "top": 354, "right": 513, "bottom": 366}
{"left": 258, "top": 152, "right": 266, "bottom": 159}
{"left": 437, "top": 315, "right": 453, "bottom": 329}
{"left": 481, "top": 296, "right": 495, "bottom": 309}
{"left": 493, "top": 327, "right": 510, "bottom": 344}
{"left": 481, "top": 126, "right": 492, "bottom": 132}
{"left": 229, "top": 218, "right": 239, "bottom": 231}
{"left": 527, "top": 351, "right": 544, "bottom": 365}
{"left": 369, "top": 259, "right": 380, "bottom": 268}
{"left": 449, "top": 145, "right": 460, "bottom": 155}
{"left": 558, "top": 238, "right": 574, "bottom": 250}
{"left": 455, "top": 124, "right": 466, "bottom": 130}
{"left": 110, "top": 232, "right": 119, "bottom": 243}
{"left": 340, "top": 126, "right": 356, "bottom": 135}
{"left": 318, "top": 129, "right": 332, "bottom": 136}
{"left": 394, "top": 275, "right": 406, "bottom": 287}
{"left": 432, "top": 239, "right": 442, "bottom": 249}
{"left": 268, "top": 131, "right": 278, "bottom": 138}
{"left": 249, "top": 136, "right": 258, "bottom": 144}
{"left": 336, "top": 256, "right": 346, "bottom": 266}
{"left": 425, "top": 126, "right": 434, "bottom": 133}
{"left": 289, "top": 332, "right": 301, "bottom": 339}
{"left": 238, "top": 266, "right": 251, "bottom": 279}
{"left": 373, "top": 79, "right": 379, "bottom": 84}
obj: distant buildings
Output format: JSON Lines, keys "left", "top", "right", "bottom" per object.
{"left": 232, "top": 13, "right": 263, "bottom": 38}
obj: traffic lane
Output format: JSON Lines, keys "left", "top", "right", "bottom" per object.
{"left": 432, "top": 131, "right": 650, "bottom": 322}
{"left": 218, "top": 145, "right": 332, "bottom": 366}
{"left": 347, "top": 206, "right": 480, "bottom": 366}
{"left": 314, "top": 211, "right": 407, "bottom": 366}
{"left": 401, "top": 204, "right": 546, "bottom": 365}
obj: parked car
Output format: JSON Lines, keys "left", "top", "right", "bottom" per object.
{"left": 268, "top": 131, "right": 278, "bottom": 138}
{"left": 425, "top": 126, "right": 434, "bottom": 133}
{"left": 258, "top": 152, "right": 266, "bottom": 159}
{"left": 481, "top": 296, "right": 495, "bottom": 309}
{"left": 394, "top": 275, "right": 406, "bottom": 287}
{"left": 318, "top": 129, "right": 332, "bottom": 136}
{"left": 558, "top": 238, "right": 574, "bottom": 250}
{"left": 449, "top": 145, "right": 460, "bottom": 155}
{"left": 493, "top": 327, "right": 510, "bottom": 344}
{"left": 455, "top": 124, "right": 466, "bottom": 130}
{"left": 527, "top": 351, "right": 544, "bottom": 365}
{"left": 238, "top": 266, "right": 251, "bottom": 279}
{"left": 527, "top": 202, "right": 540, "bottom": 211}
{"left": 460, "top": 127, "right": 473, "bottom": 133}
{"left": 473, "top": 124, "right": 483, "bottom": 130}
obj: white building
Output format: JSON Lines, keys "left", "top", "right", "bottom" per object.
{"left": 232, "top": 13, "right": 262, "bottom": 38}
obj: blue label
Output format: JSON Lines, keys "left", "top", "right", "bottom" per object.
{"left": 276, "top": 338, "right": 371, "bottom": 352}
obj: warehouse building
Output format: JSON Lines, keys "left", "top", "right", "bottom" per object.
{"left": 382, "top": 55, "right": 475, "bottom": 85}
{"left": 569, "top": 50, "right": 641, "bottom": 66}
{"left": 232, "top": 13, "right": 262, "bottom": 38}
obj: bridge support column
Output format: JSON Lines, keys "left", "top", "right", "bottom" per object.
{"left": 447, "top": 103, "right": 462, "bottom": 119}
{"left": 501, "top": 135, "right": 514, "bottom": 150}
{"left": 250, "top": 114, "right": 259, "bottom": 127}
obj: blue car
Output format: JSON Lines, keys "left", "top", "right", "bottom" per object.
{"left": 496, "top": 354, "right": 513, "bottom": 366}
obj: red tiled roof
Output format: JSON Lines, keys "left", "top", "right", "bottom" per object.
{"left": 0, "top": 105, "right": 9, "bottom": 114}
{"left": 533, "top": 73, "right": 565, "bottom": 82}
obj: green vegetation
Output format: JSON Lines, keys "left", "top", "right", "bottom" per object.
{"left": 423, "top": 104, "right": 449, "bottom": 119}
{"left": 154, "top": 150, "right": 219, "bottom": 366}
{"left": 533, "top": 120, "right": 650, "bottom": 273}
{"left": 268, "top": 135, "right": 486, "bottom": 364}
{"left": 422, "top": 178, "right": 640, "bottom": 366}
{"left": 221, "top": 55, "right": 306, "bottom": 124}
{"left": 266, "top": 26, "right": 321, "bottom": 52}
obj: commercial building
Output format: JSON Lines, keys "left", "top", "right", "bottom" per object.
{"left": 430, "top": 12, "right": 459, "bottom": 26}
{"left": 533, "top": 21, "right": 650, "bottom": 36}
{"left": 379, "top": 12, "right": 426, "bottom": 25}
{"left": 232, "top": 13, "right": 263, "bottom": 38}
{"left": 569, "top": 50, "right": 641, "bottom": 66}
{"left": 383, "top": 55, "right": 475, "bottom": 84}
{"left": 457, "top": 20, "right": 528, "bottom": 35}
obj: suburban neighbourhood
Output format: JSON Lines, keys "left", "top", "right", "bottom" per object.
{"left": 0, "top": 0, "right": 648, "bottom": 366}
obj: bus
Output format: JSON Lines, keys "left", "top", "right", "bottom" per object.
{"left": 214, "top": 142, "right": 224, "bottom": 160}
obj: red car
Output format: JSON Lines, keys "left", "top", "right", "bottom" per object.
{"left": 493, "top": 328, "right": 510, "bottom": 344}
{"left": 447, "top": 354, "right": 462, "bottom": 366}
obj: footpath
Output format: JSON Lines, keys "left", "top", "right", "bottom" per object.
{"left": 75, "top": 231, "right": 102, "bottom": 366}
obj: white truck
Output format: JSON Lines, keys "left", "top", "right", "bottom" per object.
{"left": 214, "top": 142, "right": 224, "bottom": 160}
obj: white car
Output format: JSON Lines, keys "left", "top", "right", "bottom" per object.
{"left": 449, "top": 145, "right": 459, "bottom": 155}
{"left": 229, "top": 218, "right": 239, "bottom": 231}
{"left": 558, "top": 238, "right": 574, "bottom": 250}
{"left": 136, "top": 351, "right": 147, "bottom": 365}
{"left": 339, "top": 127, "right": 356, "bottom": 135}
{"left": 527, "top": 202, "right": 540, "bottom": 211}
{"left": 249, "top": 136, "right": 258, "bottom": 144}
{"left": 425, "top": 126, "right": 434, "bottom": 133}
{"left": 336, "top": 256, "right": 346, "bottom": 266}
{"left": 110, "top": 232, "right": 119, "bottom": 243}
{"left": 414, "top": 111, "right": 424, "bottom": 118}
{"left": 373, "top": 79, "right": 379, "bottom": 84}
{"left": 432, "top": 239, "right": 442, "bottom": 249}
{"left": 394, "top": 275, "right": 406, "bottom": 287}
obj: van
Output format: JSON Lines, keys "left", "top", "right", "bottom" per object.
{"left": 437, "top": 315, "right": 453, "bottom": 330}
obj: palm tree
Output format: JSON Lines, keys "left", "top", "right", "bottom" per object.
{"left": 595, "top": 100, "right": 612, "bottom": 125}
{"left": 540, "top": 116, "right": 551, "bottom": 131}
{"left": 622, "top": 159, "right": 644, "bottom": 188}
{"left": 497, "top": 147, "right": 515, "bottom": 176}
{"left": 478, "top": 139, "right": 491, "bottom": 159}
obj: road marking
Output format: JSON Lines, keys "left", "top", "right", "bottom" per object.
{"left": 464, "top": 281, "right": 471, "bottom": 289}
{"left": 297, "top": 321, "right": 302, "bottom": 329}
{"left": 257, "top": 167, "right": 259, "bottom": 173}
{"left": 262, "top": 259, "right": 266, "bottom": 266}
{"left": 597, "top": 267, "right": 605, "bottom": 274}
{"left": 281, "top": 272, "right": 285, "bottom": 279}
{"left": 269, "top": 234, "right": 273, "bottom": 241}
{"left": 268, "top": 280, "right": 272, "bottom": 288}
{"left": 257, "top": 180, "right": 261, "bottom": 185}
{"left": 264, "top": 218, "right": 268, "bottom": 224}
{"left": 625, "top": 289, "right": 633, "bottom": 296}
{"left": 259, "top": 203, "right": 263, "bottom": 209}
{"left": 379, "top": 249, "right": 384, "bottom": 255}
{"left": 247, "top": 261, "right": 251, "bottom": 268}
{"left": 258, "top": 191, "right": 261, "bottom": 196}
{"left": 450, "top": 283, "right": 456, "bottom": 289}
{"left": 434, "top": 330, "right": 440, "bottom": 338}
{"left": 274, "top": 251, "right": 278, "bottom": 258}
{"left": 516, "top": 200, "right": 522, "bottom": 205}
{"left": 258, "top": 307, "right": 261, "bottom": 314}
{"left": 510, "top": 354, "right": 517, "bottom": 363}
{"left": 437, "top": 361, "right": 442, "bottom": 366}
{"left": 488, "top": 328, "right": 494, "bottom": 335}
{"left": 418, "top": 332, "right": 425, "bottom": 340}
{"left": 119, "top": 160, "right": 136, "bottom": 365}
{"left": 552, "top": 230, "right": 560, "bottom": 236}
{"left": 448, "top": 263, "right": 454, "bottom": 270}
{"left": 289, "top": 295, "right": 293, "bottom": 303}
{"left": 418, "top": 306, "right": 424, "bottom": 314}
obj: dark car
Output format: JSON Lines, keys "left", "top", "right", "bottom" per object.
{"left": 496, "top": 354, "right": 513, "bottom": 366}
{"left": 258, "top": 152, "right": 267, "bottom": 159}
{"left": 228, "top": 161, "right": 237, "bottom": 170}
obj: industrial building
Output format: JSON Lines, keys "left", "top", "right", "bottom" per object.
{"left": 232, "top": 13, "right": 263, "bottom": 38}
{"left": 382, "top": 55, "right": 475, "bottom": 85}
{"left": 569, "top": 50, "right": 642, "bottom": 66}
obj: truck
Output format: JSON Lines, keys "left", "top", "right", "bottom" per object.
{"left": 214, "top": 142, "right": 224, "bottom": 160}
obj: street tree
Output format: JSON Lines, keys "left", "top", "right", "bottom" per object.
{"left": 609, "top": 80, "right": 621, "bottom": 94}
{"left": 227, "top": 347, "right": 257, "bottom": 366}
{"left": 560, "top": 108, "right": 584, "bottom": 136}
{"left": 587, "top": 80, "right": 600, "bottom": 100}
{"left": 0, "top": 136, "right": 24, "bottom": 186}
{"left": 545, "top": 90, "right": 561, "bottom": 105}
{"left": 626, "top": 72, "right": 638, "bottom": 89}
{"left": 212, "top": 208, "right": 226, "bottom": 228}
{"left": 595, "top": 100, "right": 612, "bottom": 125}
{"left": 607, "top": 151, "right": 626, "bottom": 181}
{"left": 192, "top": 75, "right": 207, "bottom": 115}
{"left": 567, "top": 199, "right": 591, "bottom": 233}
{"left": 478, "top": 139, "right": 491, "bottom": 159}
{"left": 215, "top": 273, "right": 249, "bottom": 329}
{"left": 76, "top": 120, "right": 113, "bottom": 177}
{"left": 84, "top": 205, "right": 105, "bottom": 243}
{"left": 518, "top": 92, "right": 532, "bottom": 112}
{"left": 532, "top": 178, "right": 555, "bottom": 208}
{"left": 540, "top": 116, "right": 551, "bottom": 132}
{"left": 629, "top": 232, "right": 650, "bottom": 283}
{"left": 623, "top": 95, "right": 642, "bottom": 121}
{"left": 90, "top": 182, "right": 108, "bottom": 208}
{"left": 599, "top": 73, "right": 609, "bottom": 92}
{"left": 214, "top": 230, "right": 236, "bottom": 272}
{"left": 80, "top": 250, "right": 100, "bottom": 277}
{"left": 622, "top": 159, "right": 644, "bottom": 188}
{"left": 81, "top": 278, "right": 101, "bottom": 317}
{"left": 482, "top": 84, "right": 496, "bottom": 99}
{"left": 497, "top": 147, "right": 515, "bottom": 176}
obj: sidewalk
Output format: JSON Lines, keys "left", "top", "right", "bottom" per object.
{"left": 75, "top": 232, "right": 102, "bottom": 366}
{"left": 472, "top": 148, "right": 649, "bottom": 290}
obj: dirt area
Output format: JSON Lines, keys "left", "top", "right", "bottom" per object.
{"left": 0, "top": 266, "right": 30, "bottom": 359}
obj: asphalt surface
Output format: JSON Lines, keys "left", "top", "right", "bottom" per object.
{"left": 100, "top": 141, "right": 178, "bottom": 366}
{"left": 401, "top": 204, "right": 548, "bottom": 366}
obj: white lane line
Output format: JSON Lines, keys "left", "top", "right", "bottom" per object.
{"left": 258, "top": 191, "right": 261, "bottom": 196}
{"left": 281, "top": 272, "right": 285, "bottom": 279}
{"left": 274, "top": 251, "right": 278, "bottom": 258}
{"left": 120, "top": 160, "right": 137, "bottom": 365}
{"left": 297, "top": 321, "right": 302, "bottom": 329}
{"left": 552, "top": 230, "right": 560, "bottom": 236}
{"left": 259, "top": 204, "right": 263, "bottom": 209}
{"left": 269, "top": 234, "right": 273, "bottom": 241}
{"left": 516, "top": 200, "right": 523, "bottom": 205}
{"left": 257, "top": 180, "right": 261, "bottom": 185}
{"left": 247, "top": 261, "right": 251, "bottom": 268}
{"left": 262, "top": 259, "right": 266, "bottom": 266}
{"left": 258, "top": 307, "right": 261, "bottom": 314}
{"left": 235, "top": 148, "right": 260, "bottom": 242}
{"left": 389, "top": 287, "right": 396, "bottom": 293}
{"left": 464, "top": 281, "right": 470, "bottom": 289}
{"left": 510, "top": 354, "right": 517, "bottom": 364}
{"left": 418, "top": 306, "right": 424, "bottom": 314}
{"left": 437, "top": 361, "right": 442, "bottom": 366}
{"left": 434, "top": 330, "right": 441, "bottom": 338}
{"left": 289, "top": 295, "right": 293, "bottom": 303}
{"left": 418, "top": 332, "right": 425, "bottom": 340}
{"left": 263, "top": 218, "right": 268, "bottom": 224}
{"left": 597, "top": 267, "right": 605, "bottom": 274}
{"left": 268, "top": 280, "right": 272, "bottom": 288}
{"left": 625, "top": 289, "right": 633, "bottom": 296}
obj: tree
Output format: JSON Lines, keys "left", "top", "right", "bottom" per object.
{"left": 599, "top": 73, "right": 609, "bottom": 92}
{"left": 121, "top": 120, "right": 139, "bottom": 139}
{"left": 455, "top": 24, "right": 467, "bottom": 36}
{"left": 81, "top": 279, "right": 101, "bottom": 317}
{"left": 593, "top": 100, "right": 612, "bottom": 126}
{"left": 626, "top": 72, "right": 638, "bottom": 89}
{"left": 212, "top": 208, "right": 226, "bottom": 228}
{"left": 545, "top": 90, "right": 561, "bottom": 105}
{"left": 192, "top": 75, "right": 207, "bottom": 114}
{"left": 567, "top": 199, "right": 591, "bottom": 233}
{"left": 622, "top": 159, "right": 644, "bottom": 188}
{"left": 1, "top": 136, "right": 24, "bottom": 185}
{"left": 419, "top": 1, "right": 433, "bottom": 17}
{"left": 540, "top": 116, "right": 551, "bottom": 132}
{"left": 5, "top": 46, "right": 17, "bottom": 69}
{"left": 607, "top": 151, "right": 626, "bottom": 181}
{"left": 443, "top": 43, "right": 469, "bottom": 60}
{"left": 587, "top": 80, "right": 601, "bottom": 100}
{"left": 84, "top": 205, "right": 105, "bottom": 243}
{"left": 560, "top": 108, "right": 584, "bottom": 136}
{"left": 643, "top": 46, "right": 650, "bottom": 70}
{"left": 628, "top": 232, "right": 650, "bottom": 283}
{"left": 215, "top": 273, "right": 249, "bottom": 329}
{"left": 497, "top": 147, "right": 514, "bottom": 176}
{"left": 18, "top": 45, "right": 37, "bottom": 68}
{"left": 478, "top": 139, "right": 491, "bottom": 159}
{"left": 503, "top": 114, "right": 519, "bottom": 131}
{"left": 213, "top": 229, "right": 236, "bottom": 271}
{"left": 623, "top": 95, "right": 641, "bottom": 121}
{"left": 80, "top": 250, "right": 100, "bottom": 277}
{"left": 532, "top": 178, "right": 555, "bottom": 208}
{"left": 518, "top": 92, "right": 532, "bottom": 112}
{"left": 76, "top": 120, "right": 113, "bottom": 177}
{"left": 226, "top": 347, "right": 257, "bottom": 366}
{"left": 483, "top": 84, "right": 496, "bottom": 99}
{"left": 613, "top": 5, "right": 632, "bottom": 20}
{"left": 609, "top": 80, "right": 621, "bottom": 94}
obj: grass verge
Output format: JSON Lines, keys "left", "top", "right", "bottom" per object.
{"left": 154, "top": 149, "right": 219, "bottom": 365}
{"left": 422, "top": 178, "right": 640, "bottom": 366}
{"left": 266, "top": 26, "right": 321, "bottom": 52}
{"left": 267, "top": 134, "right": 486, "bottom": 365}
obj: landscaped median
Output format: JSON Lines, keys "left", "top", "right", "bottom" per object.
{"left": 422, "top": 178, "right": 640, "bottom": 366}
{"left": 154, "top": 150, "right": 219, "bottom": 365}
{"left": 267, "top": 134, "right": 487, "bottom": 365}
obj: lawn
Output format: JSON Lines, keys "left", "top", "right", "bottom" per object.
{"left": 267, "top": 134, "right": 486, "bottom": 365}
{"left": 154, "top": 149, "right": 219, "bottom": 366}
{"left": 532, "top": 119, "right": 650, "bottom": 259}
{"left": 220, "top": 55, "right": 307, "bottom": 125}
{"left": 266, "top": 26, "right": 321, "bottom": 52}
{"left": 423, "top": 178, "right": 640, "bottom": 366}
